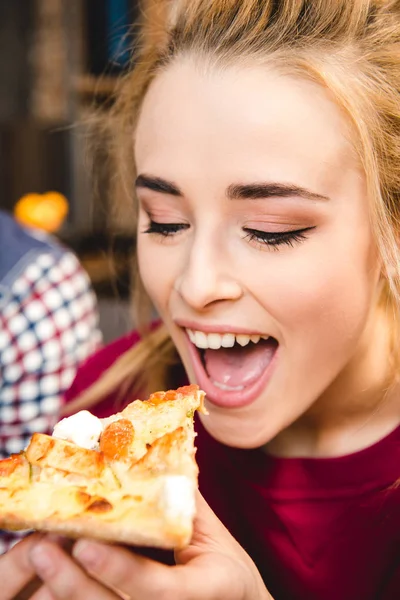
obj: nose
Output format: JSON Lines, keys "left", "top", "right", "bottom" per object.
{"left": 174, "top": 237, "right": 243, "bottom": 310}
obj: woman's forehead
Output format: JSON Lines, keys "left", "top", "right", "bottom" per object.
{"left": 135, "top": 59, "right": 360, "bottom": 195}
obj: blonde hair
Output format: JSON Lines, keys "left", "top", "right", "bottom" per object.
{"left": 65, "top": 0, "right": 400, "bottom": 414}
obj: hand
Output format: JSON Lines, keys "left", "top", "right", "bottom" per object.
{"left": 17, "top": 493, "right": 273, "bottom": 599}
{"left": 0, "top": 534, "right": 42, "bottom": 600}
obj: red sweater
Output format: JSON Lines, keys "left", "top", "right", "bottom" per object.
{"left": 65, "top": 332, "right": 400, "bottom": 600}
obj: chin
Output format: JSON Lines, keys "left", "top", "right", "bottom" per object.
{"left": 198, "top": 408, "right": 277, "bottom": 449}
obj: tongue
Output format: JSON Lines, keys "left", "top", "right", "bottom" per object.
{"left": 204, "top": 339, "right": 276, "bottom": 388}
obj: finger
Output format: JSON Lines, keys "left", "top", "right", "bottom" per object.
{"left": 30, "top": 586, "right": 56, "bottom": 600}
{"left": 13, "top": 578, "right": 43, "bottom": 600}
{"left": 1, "top": 533, "right": 42, "bottom": 599}
{"left": 178, "top": 553, "right": 248, "bottom": 599}
{"left": 29, "top": 541, "right": 118, "bottom": 600}
{"left": 73, "top": 540, "right": 179, "bottom": 600}
{"left": 74, "top": 537, "right": 249, "bottom": 600}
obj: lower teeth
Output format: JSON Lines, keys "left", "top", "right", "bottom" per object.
{"left": 212, "top": 380, "right": 244, "bottom": 392}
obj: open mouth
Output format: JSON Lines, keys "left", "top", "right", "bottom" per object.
{"left": 185, "top": 328, "right": 279, "bottom": 408}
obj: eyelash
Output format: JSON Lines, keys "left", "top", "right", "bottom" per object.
{"left": 242, "top": 227, "right": 315, "bottom": 249}
{"left": 143, "top": 220, "right": 314, "bottom": 248}
{"left": 142, "top": 220, "right": 190, "bottom": 236}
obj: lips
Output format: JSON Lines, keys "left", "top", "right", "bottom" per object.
{"left": 184, "top": 329, "right": 279, "bottom": 409}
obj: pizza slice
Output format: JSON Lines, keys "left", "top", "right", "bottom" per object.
{"left": 0, "top": 385, "right": 205, "bottom": 549}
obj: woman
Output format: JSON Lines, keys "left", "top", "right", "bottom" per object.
{"left": 3, "top": 1, "right": 400, "bottom": 598}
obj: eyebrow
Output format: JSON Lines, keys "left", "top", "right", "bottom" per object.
{"left": 135, "top": 174, "right": 329, "bottom": 202}
{"left": 227, "top": 182, "right": 329, "bottom": 202}
{"left": 136, "top": 175, "right": 181, "bottom": 196}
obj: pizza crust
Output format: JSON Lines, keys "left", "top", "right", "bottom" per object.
{"left": 0, "top": 474, "right": 195, "bottom": 548}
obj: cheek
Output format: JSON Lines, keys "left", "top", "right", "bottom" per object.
{"left": 260, "top": 234, "right": 378, "bottom": 354}
{"left": 137, "top": 238, "right": 176, "bottom": 312}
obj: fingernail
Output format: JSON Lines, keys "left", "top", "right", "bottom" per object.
{"left": 30, "top": 543, "right": 55, "bottom": 578}
{"left": 73, "top": 539, "right": 105, "bottom": 569}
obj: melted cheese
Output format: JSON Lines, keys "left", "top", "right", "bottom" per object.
{"left": 161, "top": 475, "right": 196, "bottom": 522}
{"left": 53, "top": 411, "right": 103, "bottom": 449}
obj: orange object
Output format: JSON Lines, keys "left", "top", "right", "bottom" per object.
{"left": 149, "top": 384, "right": 199, "bottom": 405}
{"left": 14, "top": 191, "right": 69, "bottom": 233}
{"left": 99, "top": 419, "right": 135, "bottom": 461}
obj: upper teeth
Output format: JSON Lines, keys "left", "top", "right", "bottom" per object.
{"left": 186, "top": 329, "right": 269, "bottom": 350}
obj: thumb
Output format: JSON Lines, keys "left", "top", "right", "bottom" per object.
{"left": 175, "top": 491, "right": 243, "bottom": 564}
{"left": 173, "top": 493, "right": 272, "bottom": 600}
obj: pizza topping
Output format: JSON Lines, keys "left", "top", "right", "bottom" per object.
{"left": 149, "top": 385, "right": 202, "bottom": 406}
{"left": 76, "top": 490, "right": 92, "bottom": 504}
{"left": 53, "top": 410, "right": 104, "bottom": 450}
{"left": 86, "top": 498, "right": 113, "bottom": 513}
{"left": 0, "top": 454, "right": 26, "bottom": 476}
{"left": 162, "top": 475, "right": 196, "bottom": 522}
{"left": 99, "top": 419, "right": 135, "bottom": 461}
{"left": 148, "top": 390, "right": 176, "bottom": 405}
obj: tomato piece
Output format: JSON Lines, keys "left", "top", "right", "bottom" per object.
{"left": 100, "top": 419, "right": 134, "bottom": 460}
{"left": 148, "top": 384, "right": 199, "bottom": 405}
{"left": 176, "top": 384, "right": 199, "bottom": 395}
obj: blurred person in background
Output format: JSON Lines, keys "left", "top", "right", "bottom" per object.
{"left": 0, "top": 205, "right": 102, "bottom": 554}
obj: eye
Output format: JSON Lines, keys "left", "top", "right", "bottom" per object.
{"left": 243, "top": 226, "right": 315, "bottom": 249}
{"left": 142, "top": 219, "right": 190, "bottom": 237}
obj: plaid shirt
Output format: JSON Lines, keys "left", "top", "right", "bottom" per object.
{"left": 0, "top": 245, "right": 102, "bottom": 554}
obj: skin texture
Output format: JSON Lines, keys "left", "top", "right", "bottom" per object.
{"left": 136, "top": 58, "right": 395, "bottom": 455}
{"left": 3, "top": 58, "right": 398, "bottom": 598}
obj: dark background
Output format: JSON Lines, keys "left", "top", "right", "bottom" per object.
{"left": 0, "top": 0, "right": 141, "bottom": 341}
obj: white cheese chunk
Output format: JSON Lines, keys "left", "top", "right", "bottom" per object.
{"left": 162, "top": 475, "right": 196, "bottom": 522}
{"left": 52, "top": 410, "right": 103, "bottom": 450}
